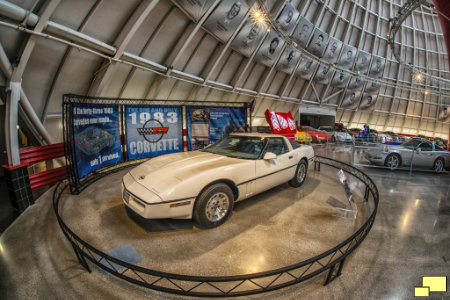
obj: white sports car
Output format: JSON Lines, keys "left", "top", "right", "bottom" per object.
{"left": 122, "top": 133, "right": 315, "bottom": 228}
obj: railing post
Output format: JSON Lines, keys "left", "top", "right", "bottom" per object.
{"left": 364, "top": 186, "right": 370, "bottom": 202}
{"left": 71, "top": 243, "right": 91, "bottom": 272}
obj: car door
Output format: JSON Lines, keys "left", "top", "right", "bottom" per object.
{"left": 254, "top": 137, "right": 296, "bottom": 194}
{"left": 412, "top": 142, "right": 435, "bottom": 167}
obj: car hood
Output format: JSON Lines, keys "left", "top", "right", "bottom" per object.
{"left": 128, "top": 151, "right": 247, "bottom": 194}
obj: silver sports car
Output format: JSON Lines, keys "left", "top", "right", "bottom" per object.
{"left": 122, "top": 133, "right": 315, "bottom": 228}
{"left": 364, "top": 137, "right": 450, "bottom": 172}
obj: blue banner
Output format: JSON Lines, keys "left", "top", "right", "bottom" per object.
{"left": 125, "top": 105, "right": 183, "bottom": 160}
{"left": 71, "top": 103, "right": 122, "bottom": 179}
{"left": 187, "top": 106, "right": 246, "bottom": 150}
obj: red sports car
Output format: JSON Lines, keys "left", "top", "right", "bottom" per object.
{"left": 299, "top": 126, "right": 328, "bottom": 143}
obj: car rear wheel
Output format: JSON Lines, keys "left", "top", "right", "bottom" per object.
{"left": 384, "top": 153, "right": 401, "bottom": 170}
{"left": 193, "top": 183, "right": 234, "bottom": 228}
{"left": 289, "top": 159, "right": 308, "bottom": 187}
{"left": 433, "top": 158, "right": 444, "bottom": 173}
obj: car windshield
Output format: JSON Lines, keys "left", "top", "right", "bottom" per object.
{"left": 301, "top": 126, "right": 314, "bottom": 131}
{"left": 319, "top": 127, "right": 333, "bottom": 132}
{"left": 402, "top": 138, "right": 422, "bottom": 148}
{"left": 203, "top": 136, "right": 265, "bottom": 160}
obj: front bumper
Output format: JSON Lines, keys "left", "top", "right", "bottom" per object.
{"left": 364, "top": 152, "right": 385, "bottom": 165}
{"left": 122, "top": 174, "right": 195, "bottom": 220}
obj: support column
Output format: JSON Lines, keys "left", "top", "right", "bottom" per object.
{"left": 5, "top": 81, "right": 21, "bottom": 166}
{"left": 3, "top": 81, "right": 34, "bottom": 212}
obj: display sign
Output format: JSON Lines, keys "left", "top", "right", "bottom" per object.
{"left": 358, "top": 92, "right": 378, "bottom": 111}
{"left": 322, "top": 37, "right": 342, "bottom": 63}
{"left": 348, "top": 75, "right": 366, "bottom": 90}
{"left": 341, "top": 89, "right": 362, "bottom": 109}
{"left": 331, "top": 70, "right": 350, "bottom": 88}
{"left": 254, "top": 31, "right": 285, "bottom": 67}
{"left": 264, "top": 109, "right": 296, "bottom": 140}
{"left": 354, "top": 50, "right": 371, "bottom": 75}
{"left": 71, "top": 103, "right": 122, "bottom": 179}
{"left": 292, "top": 16, "right": 313, "bottom": 48}
{"left": 338, "top": 44, "right": 357, "bottom": 69}
{"left": 369, "top": 56, "right": 386, "bottom": 78}
{"left": 277, "top": 2, "right": 299, "bottom": 34}
{"left": 314, "top": 64, "right": 333, "bottom": 85}
{"left": 275, "top": 45, "right": 300, "bottom": 74}
{"left": 203, "top": 1, "right": 251, "bottom": 42}
{"left": 438, "top": 104, "right": 450, "bottom": 122}
{"left": 187, "top": 106, "right": 246, "bottom": 150}
{"left": 295, "top": 55, "right": 317, "bottom": 80}
{"left": 174, "top": 0, "right": 214, "bottom": 21}
{"left": 307, "top": 28, "right": 329, "bottom": 58}
{"left": 231, "top": 19, "right": 267, "bottom": 57}
{"left": 125, "top": 105, "right": 183, "bottom": 160}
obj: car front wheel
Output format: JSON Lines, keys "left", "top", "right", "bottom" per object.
{"left": 193, "top": 183, "right": 234, "bottom": 228}
{"left": 384, "top": 153, "right": 401, "bottom": 170}
{"left": 289, "top": 159, "right": 308, "bottom": 187}
{"left": 433, "top": 158, "right": 444, "bottom": 173}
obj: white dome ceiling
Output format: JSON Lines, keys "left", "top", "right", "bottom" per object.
{"left": 0, "top": 0, "right": 449, "bottom": 143}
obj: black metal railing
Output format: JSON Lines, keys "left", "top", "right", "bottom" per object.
{"left": 53, "top": 155, "right": 379, "bottom": 297}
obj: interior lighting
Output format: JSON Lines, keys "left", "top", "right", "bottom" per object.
{"left": 415, "top": 199, "right": 420, "bottom": 207}
{"left": 414, "top": 73, "right": 423, "bottom": 81}
{"left": 0, "top": 242, "right": 3, "bottom": 253}
{"left": 266, "top": 28, "right": 270, "bottom": 32}
{"left": 258, "top": 16, "right": 264, "bottom": 23}
{"left": 424, "top": 90, "right": 429, "bottom": 95}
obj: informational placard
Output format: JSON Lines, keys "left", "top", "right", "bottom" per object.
{"left": 295, "top": 55, "right": 317, "bottom": 80}
{"left": 174, "top": 0, "right": 214, "bottom": 21}
{"left": 71, "top": 103, "right": 122, "bottom": 179}
{"left": 358, "top": 92, "right": 378, "bottom": 111}
{"left": 275, "top": 45, "right": 300, "bottom": 74}
{"left": 277, "top": 2, "right": 299, "bottom": 34}
{"left": 203, "top": 0, "right": 250, "bottom": 42}
{"left": 254, "top": 31, "right": 285, "bottom": 67}
{"left": 438, "top": 104, "right": 450, "bottom": 122}
{"left": 322, "top": 37, "right": 342, "bottom": 63}
{"left": 187, "top": 106, "right": 246, "bottom": 150}
{"left": 125, "top": 105, "right": 183, "bottom": 160}
{"left": 231, "top": 19, "right": 267, "bottom": 57}
{"left": 341, "top": 89, "right": 362, "bottom": 109}
{"left": 307, "top": 28, "right": 329, "bottom": 58}
{"left": 292, "top": 16, "right": 313, "bottom": 48}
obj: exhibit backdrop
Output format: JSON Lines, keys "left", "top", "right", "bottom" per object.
{"left": 187, "top": 106, "right": 247, "bottom": 150}
{"left": 125, "top": 105, "right": 183, "bottom": 160}
{"left": 71, "top": 103, "right": 122, "bottom": 179}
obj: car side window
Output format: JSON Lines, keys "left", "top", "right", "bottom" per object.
{"left": 419, "top": 142, "right": 433, "bottom": 151}
{"left": 288, "top": 139, "right": 301, "bottom": 149}
{"left": 266, "top": 138, "right": 288, "bottom": 156}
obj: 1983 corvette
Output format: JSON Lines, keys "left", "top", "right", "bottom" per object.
{"left": 122, "top": 133, "right": 315, "bottom": 228}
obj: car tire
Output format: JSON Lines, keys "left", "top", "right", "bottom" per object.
{"left": 289, "top": 159, "right": 308, "bottom": 187}
{"left": 384, "top": 153, "right": 401, "bottom": 170}
{"left": 193, "top": 183, "right": 234, "bottom": 228}
{"left": 433, "top": 158, "right": 444, "bottom": 174}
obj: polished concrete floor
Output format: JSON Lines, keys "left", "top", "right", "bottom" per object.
{"left": 0, "top": 144, "right": 449, "bottom": 299}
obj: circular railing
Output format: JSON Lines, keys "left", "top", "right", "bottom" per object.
{"left": 53, "top": 155, "right": 379, "bottom": 297}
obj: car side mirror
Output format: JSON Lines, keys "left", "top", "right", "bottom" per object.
{"left": 416, "top": 148, "right": 421, "bottom": 153}
{"left": 263, "top": 152, "right": 277, "bottom": 160}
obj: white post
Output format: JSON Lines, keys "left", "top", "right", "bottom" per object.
{"left": 5, "top": 81, "right": 21, "bottom": 166}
